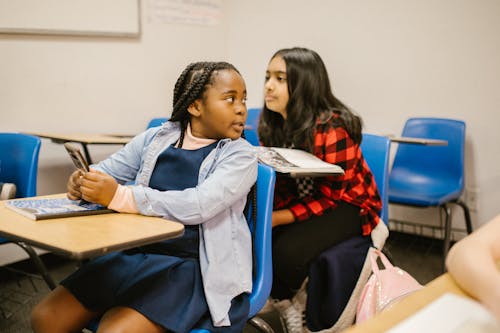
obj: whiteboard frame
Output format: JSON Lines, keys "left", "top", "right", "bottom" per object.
{"left": 0, "top": 0, "right": 141, "bottom": 37}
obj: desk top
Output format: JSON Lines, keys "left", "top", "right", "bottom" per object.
{"left": 25, "top": 132, "right": 132, "bottom": 145}
{"left": 344, "top": 273, "right": 468, "bottom": 333}
{"left": 0, "top": 194, "right": 184, "bottom": 259}
{"left": 387, "top": 135, "right": 448, "bottom": 146}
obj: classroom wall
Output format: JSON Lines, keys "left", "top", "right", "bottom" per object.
{"left": 1, "top": 0, "right": 499, "bottom": 260}
{"left": 226, "top": 0, "right": 500, "bottom": 236}
{"left": 0, "top": 0, "right": 230, "bottom": 202}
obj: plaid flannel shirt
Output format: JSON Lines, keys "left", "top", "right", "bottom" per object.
{"left": 273, "top": 118, "right": 382, "bottom": 236}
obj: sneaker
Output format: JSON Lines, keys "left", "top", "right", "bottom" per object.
{"left": 274, "top": 299, "right": 303, "bottom": 333}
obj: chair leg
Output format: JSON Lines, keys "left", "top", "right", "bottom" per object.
{"left": 248, "top": 316, "right": 277, "bottom": 333}
{"left": 15, "top": 242, "right": 57, "bottom": 290}
{"left": 441, "top": 205, "right": 452, "bottom": 272}
{"left": 454, "top": 199, "right": 473, "bottom": 234}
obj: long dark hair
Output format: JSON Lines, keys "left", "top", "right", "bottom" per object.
{"left": 258, "top": 47, "right": 362, "bottom": 152}
{"left": 170, "top": 61, "right": 241, "bottom": 147}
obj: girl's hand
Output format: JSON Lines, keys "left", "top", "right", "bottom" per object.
{"left": 66, "top": 170, "right": 83, "bottom": 200}
{"left": 79, "top": 169, "right": 118, "bottom": 207}
{"left": 272, "top": 209, "right": 295, "bottom": 228}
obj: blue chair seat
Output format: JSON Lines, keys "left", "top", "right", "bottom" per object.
{"left": 389, "top": 173, "right": 463, "bottom": 206}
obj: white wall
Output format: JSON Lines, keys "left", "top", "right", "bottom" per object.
{"left": 1, "top": 0, "right": 230, "bottom": 202}
{"left": 0, "top": 1, "right": 230, "bottom": 263}
{"left": 226, "top": 0, "right": 500, "bottom": 236}
{"left": 1, "top": 0, "right": 499, "bottom": 252}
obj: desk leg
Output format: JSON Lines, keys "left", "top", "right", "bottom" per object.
{"left": 16, "top": 242, "right": 57, "bottom": 290}
{"left": 80, "top": 143, "right": 93, "bottom": 165}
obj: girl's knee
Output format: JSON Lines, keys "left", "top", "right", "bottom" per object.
{"left": 31, "top": 286, "right": 96, "bottom": 332}
{"left": 31, "top": 301, "right": 59, "bottom": 332}
{"left": 96, "top": 307, "right": 165, "bottom": 333}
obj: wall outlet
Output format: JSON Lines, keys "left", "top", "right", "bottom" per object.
{"left": 465, "top": 188, "right": 479, "bottom": 212}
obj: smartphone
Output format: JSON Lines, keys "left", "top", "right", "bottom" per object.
{"left": 63, "top": 143, "right": 89, "bottom": 172}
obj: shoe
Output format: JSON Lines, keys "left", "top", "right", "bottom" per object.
{"left": 274, "top": 299, "right": 303, "bottom": 333}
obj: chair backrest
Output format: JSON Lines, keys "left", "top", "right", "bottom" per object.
{"left": 389, "top": 117, "right": 466, "bottom": 197}
{"left": 246, "top": 163, "right": 276, "bottom": 317}
{"left": 147, "top": 117, "right": 169, "bottom": 129}
{"left": 360, "top": 133, "right": 391, "bottom": 224}
{"left": 0, "top": 133, "right": 41, "bottom": 198}
{"left": 244, "top": 108, "right": 262, "bottom": 146}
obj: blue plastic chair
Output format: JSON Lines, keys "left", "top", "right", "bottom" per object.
{"left": 388, "top": 117, "right": 473, "bottom": 264}
{"left": 244, "top": 108, "right": 262, "bottom": 146}
{"left": 147, "top": 117, "right": 169, "bottom": 129}
{"left": 0, "top": 133, "right": 56, "bottom": 289}
{"left": 360, "top": 133, "right": 391, "bottom": 224}
{"left": 87, "top": 163, "right": 275, "bottom": 332}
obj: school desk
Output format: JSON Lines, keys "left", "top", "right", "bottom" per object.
{"left": 25, "top": 132, "right": 133, "bottom": 164}
{"left": 0, "top": 194, "right": 184, "bottom": 260}
{"left": 386, "top": 135, "right": 448, "bottom": 146}
{"left": 343, "top": 273, "right": 470, "bottom": 333}
{"left": 27, "top": 128, "right": 255, "bottom": 164}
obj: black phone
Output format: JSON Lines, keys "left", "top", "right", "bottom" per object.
{"left": 63, "top": 143, "right": 89, "bottom": 172}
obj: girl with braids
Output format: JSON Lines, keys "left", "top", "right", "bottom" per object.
{"left": 258, "top": 47, "right": 382, "bottom": 300}
{"left": 31, "top": 61, "right": 257, "bottom": 333}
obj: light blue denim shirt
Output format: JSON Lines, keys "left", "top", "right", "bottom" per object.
{"left": 93, "top": 121, "right": 258, "bottom": 327}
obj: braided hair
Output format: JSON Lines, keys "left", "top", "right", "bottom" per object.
{"left": 170, "top": 62, "right": 257, "bottom": 266}
{"left": 170, "top": 61, "right": 240, "bottom": 147}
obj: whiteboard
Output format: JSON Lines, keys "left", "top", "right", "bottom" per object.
{"left": 0, "top": 0, "right": 141, "bottom": 37}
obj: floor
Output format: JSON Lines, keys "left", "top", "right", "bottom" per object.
{"left": 0, "top": 231, "right": 444, "bottom": 333}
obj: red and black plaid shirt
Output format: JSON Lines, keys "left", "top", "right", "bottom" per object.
{"left": 273, "top": 118, "right": 382, "bottom": 236}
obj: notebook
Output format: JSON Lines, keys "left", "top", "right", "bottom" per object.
{"left": 255, "top": 146, "right": 344, "bottom": 177}
{"left": 5, "top": 197, "right": 114, "bottom": 220}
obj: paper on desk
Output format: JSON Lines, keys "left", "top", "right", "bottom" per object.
{"left": 387, "top": 293, "right": 499, "bottom": 333}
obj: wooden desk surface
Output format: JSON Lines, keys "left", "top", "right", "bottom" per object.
{"left": 344, "top": 273, "right": 468, "bottom": 333}
{"left": 25, "top": 132, "right": 132, "bottom": 145}
{"left": 0, "top": 194, "right": 184, "bottom": 260}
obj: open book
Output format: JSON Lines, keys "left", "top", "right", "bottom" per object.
{"left": 256, "top": 147, "right": 344, "bottom": 177}
{"left": 5, "top": 197, "right": 113, "bottom": 220}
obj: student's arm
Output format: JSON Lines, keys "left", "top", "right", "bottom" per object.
{"left": 272, "top": 209, "right": 295, "bottom": 227}
{"left": 446, "top": 214, "right": 500, "bottom": 321}
{"left": 132, "top": 142, "right": 258, "bottom": 224}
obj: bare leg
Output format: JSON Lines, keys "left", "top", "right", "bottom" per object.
{"left": 97, "top": 306, "right": 166, "bottom": 333}
{"left": 31, "top": 285, "right": 99, "bottom": 333}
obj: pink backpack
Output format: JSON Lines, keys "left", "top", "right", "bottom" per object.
{"left": 356, "top": 248, "right": 423, "bottom": 324}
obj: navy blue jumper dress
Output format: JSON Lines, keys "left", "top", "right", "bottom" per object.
{"left": 61, "top": 142, "right": 249, "bottom": 332}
